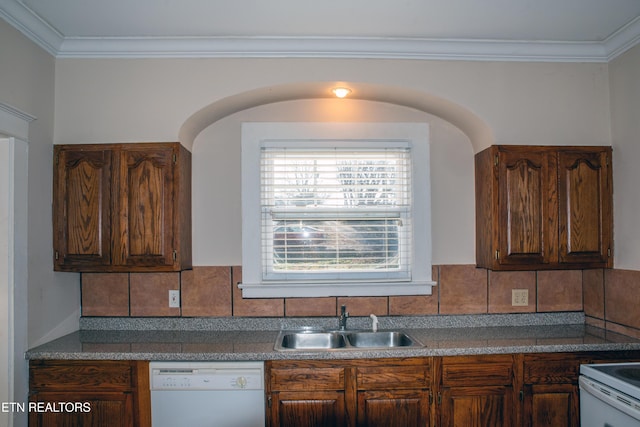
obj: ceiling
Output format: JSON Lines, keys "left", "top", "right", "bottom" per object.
{"left": 2, "top": 0, "right": 640, "bottom": 61}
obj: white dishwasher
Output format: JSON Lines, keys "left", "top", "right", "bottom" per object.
{"left": 150, "top": 361, "right": 265, "bottom": 427}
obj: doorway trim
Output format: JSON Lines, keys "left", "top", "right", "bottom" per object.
{"left": 0, "top": 102, "right": 34, "bottom": 427}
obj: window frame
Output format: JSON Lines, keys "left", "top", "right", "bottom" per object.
{"left": 240, "top": 122, "right": 435, "bottom": 298}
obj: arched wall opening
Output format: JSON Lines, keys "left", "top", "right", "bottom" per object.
{"left": 185, "top": 82, "right": 489, "bottom": 267}
{"left": 179, "top": 82, "right": 494, "bottom": 152}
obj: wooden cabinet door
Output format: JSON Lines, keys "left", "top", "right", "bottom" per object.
{"left": 29, "top": 391, "right": 134, "bottom": 427}
{"left": 29, "top": 360, "right": 149, "bottom": 427}
{"left": 496, "top": 149, "right": 554, "bottom": 267}
{"left": 53, "top": 147, "right": 112, "bottom": 270}
{"left": 440, "top": 355, "right": 516, "bottom": 427}
{"left": 357, "top": 389, "right": 430, "bottom": 427}
{"left": 271, "top": 390, "right": 347, "bottom": 427}
{"left": 557, "top": 149, "right": 612, "bottom": 267}
{"left": 116, "top": 145, "right": 176, "bottom": 268}
{"left": 356, "top": 362, "right": 431, "bottom": 427}
{"left": 440, "top": 385, "right": 514, "bottom": 427}
{"left": 522, "top": 353, "right": 589, "bottom": 427}
{"left": 523, "top": 384, "right": 579, "bottom": 427}
{"left": 267, "top": 361, "right": 348, "bottom": 427}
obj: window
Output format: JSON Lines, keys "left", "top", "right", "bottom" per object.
{"left": 240, "top": 123, "right": 434, "bottom": 298}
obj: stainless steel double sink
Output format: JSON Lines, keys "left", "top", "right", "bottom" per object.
{"left": 274, "top": 329, "right": 423, "bottom": 351}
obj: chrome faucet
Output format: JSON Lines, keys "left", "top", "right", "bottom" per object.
{"left": 338, "top": 305, "right": 349, "bottom": 330}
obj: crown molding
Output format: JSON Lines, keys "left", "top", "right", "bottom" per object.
{"left": 2, "top": 1, "right": 640, "bottom": 62}
{"left": 55, "top": 36, "right": 614, "bottom": 62}
{"left": 0, "top": 0, "right": 63, "bottom": 56}
{"left": 604, "top": 15, "right": 640, "bottom": 61}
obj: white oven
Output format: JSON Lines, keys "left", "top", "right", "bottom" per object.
{"left": 580, "top": 362, "right": 640, "bottom": 427}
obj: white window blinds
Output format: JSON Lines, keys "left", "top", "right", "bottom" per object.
{"left": 260, "top": 144, "right": 412, "bottom": 282}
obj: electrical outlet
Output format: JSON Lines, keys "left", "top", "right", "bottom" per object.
{"left": 512, "top": 289, "right": 529, "bottom": 306}
{"left": 169, "top": 290, "right": 180, "bottom": 308}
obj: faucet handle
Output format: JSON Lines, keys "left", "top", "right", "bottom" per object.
{"left": 370, "top": 314, "right": 379, "bottom": 332}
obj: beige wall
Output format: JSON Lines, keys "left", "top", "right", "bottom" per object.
{"left": 1, "top": 20, "right": 80, "bottom": 348}
{"left": 54, "top": 59, "right": 612, "bottom": 151}
{"left": 54, "top": 57, "right": 613, "bottom": 267}
{"left": 610, "top": 44, "right": 640, "bottom": 271}
{"left": 1, "top": 19, "right": 78, "bottom": 427}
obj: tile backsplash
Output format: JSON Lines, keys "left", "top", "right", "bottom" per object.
{"left": 80, "top": 265, "right": 640, "bottom": 338}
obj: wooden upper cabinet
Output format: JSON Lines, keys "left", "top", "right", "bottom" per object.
{"left": 475, "top": 145, "right": 612, "bottom": 270}
{"left": 53, "top": 143, "right": 192, "bottom": 272}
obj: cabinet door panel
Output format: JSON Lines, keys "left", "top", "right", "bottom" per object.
{"left": 558, "top": 150, "right": 612, "bottom": 265}
{"left": 29, "top": 391, "right": 133, "bottom": 427}
{"left": 53, "top": 148, "right": 112, "bottom": 270}
{"left": 498, "top": 150, "right": 553, "bottom": 266}
{"left": 118, "top": 147, "right": 175, "bottom": 267}
{"left": 441, "top": 386, "right": 514, "bottom": 427}
{"left": 357, "top": 389, "right": 429, "bottom": 427}
{"left": 523, "top": 384, "right": 579, "bottom": 427}
{"left": 272, "top": 391, "right": 346, "bottom": 427}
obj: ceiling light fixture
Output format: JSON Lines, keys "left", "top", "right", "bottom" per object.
{"left": 332, "top": 87, "right": 351, "bottom": 98}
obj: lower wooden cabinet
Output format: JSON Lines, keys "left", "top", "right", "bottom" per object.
{"left": 29, "top": 360, "right": 150, "bottom": 427}
{"left": 522, "top": 353, "right": 587, "bottom": 427}
{"left": 267, "top": 351, "right": 640, "bottom": 427}
{"left": 31, "top": 351, "right": 640, "bottom": 427}
{"left": 266, "top": 358, "right": 431, "bottom": 427}
{"left": 439, "top": 355, "right": 517, "bottom": 427}
{"left": 356, "top": 363, "right": 431, "bottom": 427}
{"left": 521, "top": 351, "right": 640, "bottom": 427}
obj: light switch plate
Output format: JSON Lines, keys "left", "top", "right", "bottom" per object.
{"left": 512, "top": 289, "right": 529, "bottom": 306}
{"left": 169, "top": 290, "right": 180, "bottom": 308}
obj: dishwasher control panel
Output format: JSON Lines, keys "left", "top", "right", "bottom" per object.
{"left": 150, "top": 361, "right": 264, "bottom": 391}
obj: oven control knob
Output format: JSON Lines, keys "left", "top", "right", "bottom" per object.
{"left": 236, "top": 376, "right": 247, "bottom": 388}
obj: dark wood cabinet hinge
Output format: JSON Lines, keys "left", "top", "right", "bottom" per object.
{"left": 608, "top": 248, "right": 612, "bottom": 257}
{"left": 437, "top": 392, "right": 442, "bottom": 405}
{"left": 494, "top": 154, "right": 499, "bottom": 166}
{"left": 267, "top": 395, "right": 272, "bottom": 408}
{"left": 173, "top": 250, "right": 177, "bottom": 261}
{"left": 173, "top": 154, "right": 177, "bottom": 164}
{"left": 519, "top": 390, "right": 524, "bottom": 402}
{"left": 495, "top": 250, "right": 500, "bottom": 260}
{"left": 55, "top": 251, "right": 59, "bottom": 260}
{"left": 429, "top": 391, "right": 433, "bottom": 405}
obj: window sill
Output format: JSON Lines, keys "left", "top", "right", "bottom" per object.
{"left": 238, "top": 281, "right": 436, "bottom": 298}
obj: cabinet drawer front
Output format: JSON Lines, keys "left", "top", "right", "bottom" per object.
{"left": 30, "top": 361, "right": 134, "bottom": 391}
{"left": 357, "top": 366, "right": 430, "bottom": 390}
{"left": 524, "top": 354, "right": 589, "bottom": 384}
{"left": 270, "top": 367, "right": 344, "bottom": 391}
{"left": 525, "top": 361, "right": 580, "bottom": 384}
{"left": 442, "top": 358, "right": 513, "bottom": 387}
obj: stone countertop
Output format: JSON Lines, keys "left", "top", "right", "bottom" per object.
{"left": 25, "top": 313, "right": 640, "bottom": 361}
